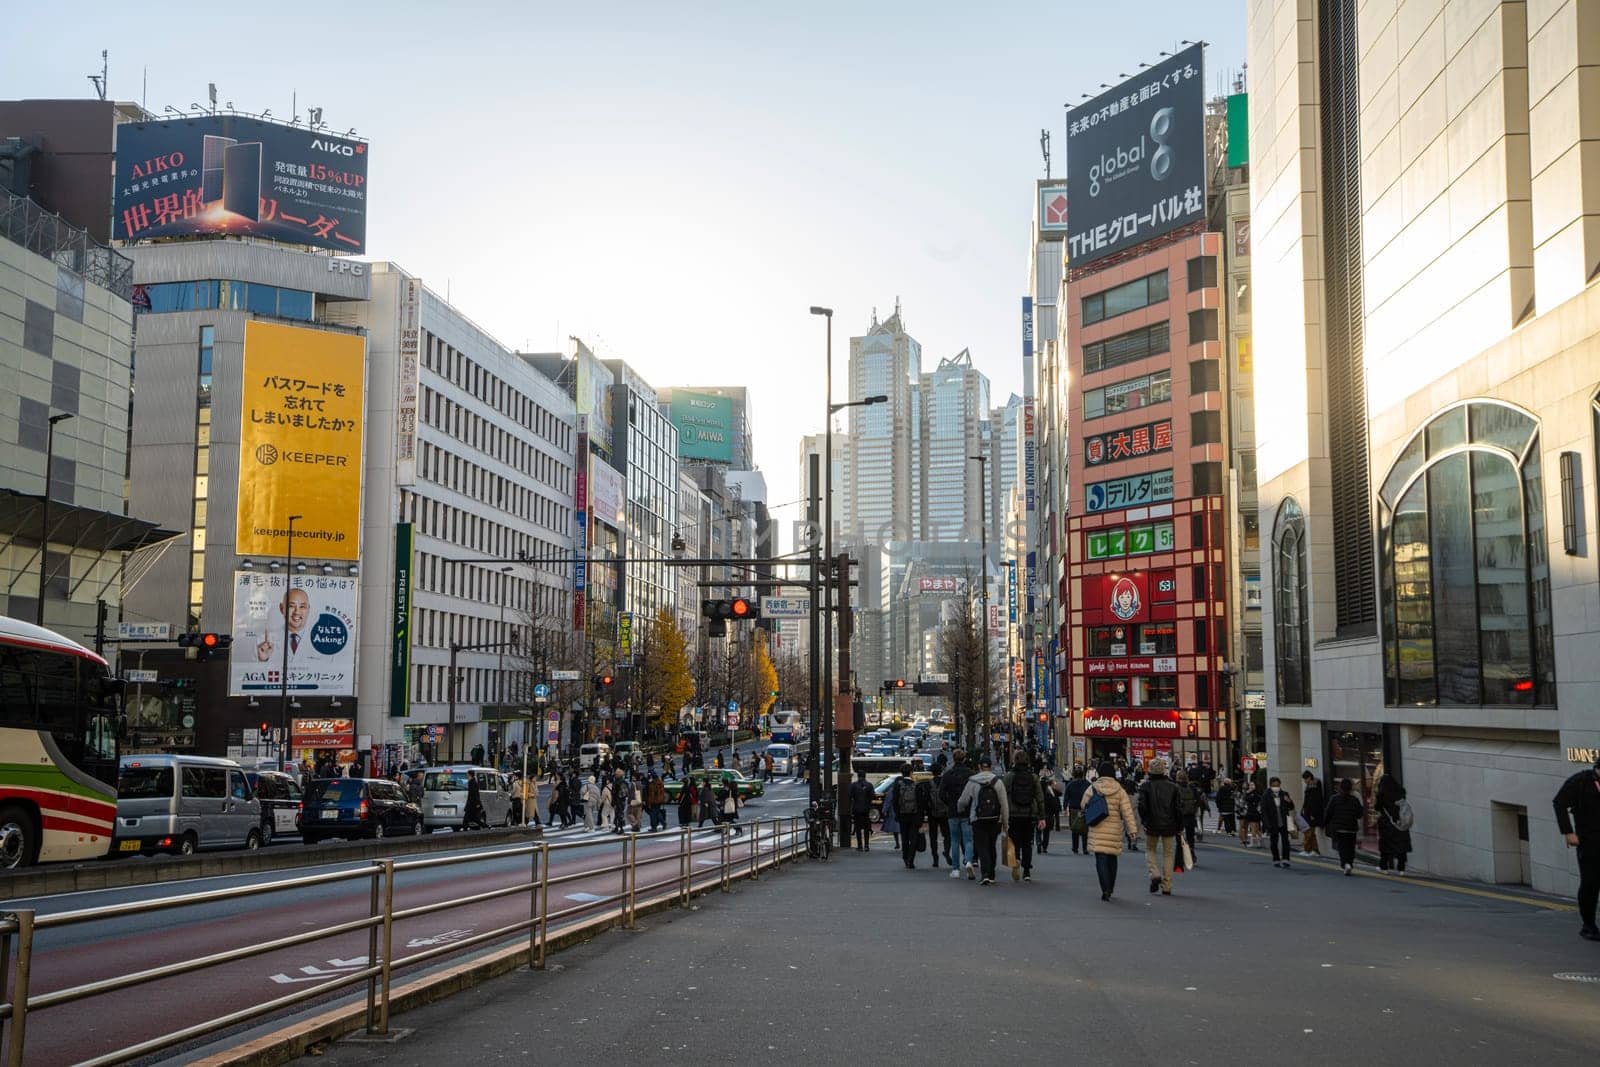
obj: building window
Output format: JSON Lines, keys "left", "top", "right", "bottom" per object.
{"left": 1082, "top": 270, "right": 1169, "bottom": 326}
{"left": 1186, "top": 255, "right": 1217, "bottom": 291}
{"left": 1135, "top": 675, "right": 1178, "bottom": 708}
{"left": 1083, "top": 370, "right": 1171, "bottom": 420}
{"left": 1083, "top": 322, "right": 1171, "bottom": 375}
{"left": 1088, "top": 677, "right": 1129, "bottom": 707}
{"left": 1379, "top": 401, "right": 1555, "bottom": 707}
{"left": 1187, "top": 308, "right": 1219, "bottom": 343}
{"left": 1273, "top": 498, "right": 1311, "bottom": 705}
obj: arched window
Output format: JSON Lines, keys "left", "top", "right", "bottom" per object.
{"left": 1378, "top": 401, "right": 1555, "bottom": 706}
{"left": 1273, "top": 498, "right": 1311, "bottom": 704}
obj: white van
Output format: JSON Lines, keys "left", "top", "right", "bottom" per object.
{"left": 611, "top": 741, "right": 641, "bottom": 764}
{"left": 578, "top": 742, "right": 612, "bottom": 769}
{"left": 420, "top": 766, "right": 513, "bottom": 831}
{"left": 766, "top": 743, "right": 795, "bottom": 775}
{"left": 113, "top": 755, "right": 263, "bottom": 856}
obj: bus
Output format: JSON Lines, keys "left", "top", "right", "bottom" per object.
{"left": 0, "top": 615, "right": 121, "bottom": 867}
{"left": 769, "top": 709, "right": 805, "bottom": 744}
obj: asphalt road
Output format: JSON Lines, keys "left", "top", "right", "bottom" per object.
{"left": 307, "top": 824, "right": 1600, "bottom": 1064}
{"left": 6, "top": 779, "right": 812, "bottom": 1066}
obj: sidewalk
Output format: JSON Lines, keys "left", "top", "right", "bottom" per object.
{"left": 312, "top": 830, "right": 1600, "bottom": 1064}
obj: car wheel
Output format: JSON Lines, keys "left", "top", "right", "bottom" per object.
{"left": 0, "top": 804, "right": 40, "bottom": 870}
{"left": 244, "top": 829, "right": 262, "bottom": 850}
{"left": 372, "top": 822, "right": 386, "bottom": 840}
{"left": 177, "top": 833, "right": 198, "bottom": 856}
{"left": 260, "top": 822, "right": 274, "bottom": 847}
{"left": 411, "top": 819, "right": 424, "bottom": 836}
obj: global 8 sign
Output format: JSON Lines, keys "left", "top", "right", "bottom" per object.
{"left": 1065, "top": 43, "right": 1205, "bottom": 267}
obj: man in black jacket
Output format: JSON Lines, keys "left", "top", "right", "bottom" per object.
{"left": 1261, "top": 776, "right": 1297, "bottom": 868}
{"left": 1553, "top": 755, "right": 1600, "bottom": 941}
{"left": 1300, "top": 770, "right": 1326, "bottom": 858}
{"left": 941, "top": 751, "right": 976, "bottom": 876}
{"left": 1136, "top": 758, "right": 1184, "bottom": 895}
{"left": 847, "top": 768, "right": 875, "bottom": 852}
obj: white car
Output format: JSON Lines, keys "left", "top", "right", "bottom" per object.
{"left": 766, "top": 743, "right": 795, "bottom": 775}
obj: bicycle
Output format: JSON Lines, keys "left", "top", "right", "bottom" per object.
{"left": 806, "top": 799, "right": 834, "bottom": 860}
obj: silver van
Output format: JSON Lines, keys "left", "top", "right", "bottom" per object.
{"left": 113, "top": 755, "right": 264, "bottom": 856}
{"left": 420, "top": 766, "right": 512, "bottom": 831}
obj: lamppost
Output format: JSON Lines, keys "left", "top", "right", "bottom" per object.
{"left": 969, "top": 454, "right": 991, "bottom": 752}
{"left": 496, "top": 564, "right": 514, "bottom": 762}
{"left": 36, "top": 412, "right": 74, "bottom": 626}
{"left": 280, "top": 514, "right": 302, "bottom": 770}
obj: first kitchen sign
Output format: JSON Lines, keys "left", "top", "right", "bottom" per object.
{"left": 1083, "top": 710, "right": 1181, "bottom": 736}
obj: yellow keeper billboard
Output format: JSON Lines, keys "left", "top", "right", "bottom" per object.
{"left": 237, "top": 320, "right": 365, "bottom": 561}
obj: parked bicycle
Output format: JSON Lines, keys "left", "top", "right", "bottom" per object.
{"left": 806, "top": 798, "right": 835, "bottom": 860}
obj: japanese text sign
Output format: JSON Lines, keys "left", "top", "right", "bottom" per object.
{"left": 236, "top": 321, "right": 365, "bottom": 560}
{"left": 1085, "top": 469, "right": 1174, "bottom": 514}
{"left": 1084, "top": 418, "right": 1174, "bottom": 467}
{"left": 232, "top": 572, "right": 359, "bottom": 697}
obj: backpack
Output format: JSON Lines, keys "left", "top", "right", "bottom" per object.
{"left": 1392, "top": 797, "right": 1415, "bottom": 831}
{"left": 1008, "top": 771, "right": 1036, "bottom": 816}
{"left": 896, "top": 777, "right": 921, "bottom": 816}
{"left": 973, "top": 779, "right": 1003, "bottom": 821}
{"left": 1083, "top": 787, "right": 1110, "bottom": 827}
{"left": 929, "top": 779, "right": 950, "bottom": 819}
{"left": 1177, "top": 784, "right": 1198, "bottom": 819}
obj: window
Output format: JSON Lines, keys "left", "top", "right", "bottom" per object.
{"left": 1193, "top": 461, "right": 1224, "bottom": 495}
{"left": 1188, "top": 308, "right": 1219, "bottom": 342}
{"left": 1190, "top": 359, "right": 1220, "bottom": 392}
{"left": 1084, "top": 370, "right": 1171, "bottom": 420}
{"left": 1191, "top": 410, "right": 1221, "bottom": 444}
{"left": 1379, "top": 401, "right": 1555, "bottom": 707}
{"left": 1137, "top": 622, "right": 1177, "bottom": 655}
{"left": 1084, "top": 322, "right": 1170, "bottom": 374}
{"left": 1186, "top": 255, "right": 1217, "bottom": 291}
{"left": 1089, "top": 677, "right": 1129, "bottom": 707}
{"left": 1135, "top": 676, "right": 1178, "bottom": 708}
{"left": 56, "top": 268, "right": 85, "bottom": 323}
{"left": 1088, "top": 625, "right": 1132, "bottom": 656}
{"left": 1082, "top": 270, "right": 1168, "bottom": 325}
{"left": 1273, "top": 498, "right": 1311, "bottom": 705}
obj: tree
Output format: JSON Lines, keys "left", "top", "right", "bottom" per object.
{"left": 937, "top": 577, "right": 1003, "bottom": 751}
{"left": 635, "top": 607, "right": 694, "bottom": 731}
{"left": 751, "top": 630, "right": 778, "bottom": 718}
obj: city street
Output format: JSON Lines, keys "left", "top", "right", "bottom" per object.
{"left": 310, "top": 827, "right": 1600, "bottom": 1063}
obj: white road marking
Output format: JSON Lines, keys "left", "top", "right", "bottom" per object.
{"left": 565, "top": 891, "right": 605, "bottom": 902}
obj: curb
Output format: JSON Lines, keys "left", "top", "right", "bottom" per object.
{"left": 0, "top": 825, "right": 545, "bottom": 901}
{"left": 188, "top": 856, "right": 793, "bottom": 1066}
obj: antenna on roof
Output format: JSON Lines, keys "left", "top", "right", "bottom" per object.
{"left": 1039, "top": 128, "right": 1051, "bottom": 178}
{"left": 87, "top": 50, "right": 108, "bottom": 101}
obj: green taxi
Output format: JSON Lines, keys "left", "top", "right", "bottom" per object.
{"left": 663, "top": 768, "right": 765, "bottom": 802}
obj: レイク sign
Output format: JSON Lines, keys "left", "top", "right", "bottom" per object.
{"left": 1083, "top": 710, "right": 1181, "bottom": 736}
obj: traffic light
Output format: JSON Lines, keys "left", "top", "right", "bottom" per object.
{"left": 702, "top": 598, "right": 760, "bottom": 637}
{"left": 593, "top": 673, "right": 615, "bottom": 691}
{"left": 880, "top": 678, "right": 908, "bottom": 693}
{"left": 178, "top": 632, "right": 232, "bottom": 660}
{"left": 1187, "top": 723, "right": 1198, "bottom": 738}
{"left": 259, "top": 721, "right": 271, "bottom": 736}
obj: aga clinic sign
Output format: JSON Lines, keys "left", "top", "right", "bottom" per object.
{"left": 236, "top": 321, "right": 365, "bottom": 561}
{"left": 229, "top": 572, "right": 358, "bottom": 697}
{"left": 1065, "top": 43, "right": 1206, "bottom": 266}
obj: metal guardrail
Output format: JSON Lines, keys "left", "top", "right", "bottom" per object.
{"left": 0, "top": 815, "right": 808, "bottom": 1066}
{"left": 0, "top": 192, "right": 135, "bottom": 302}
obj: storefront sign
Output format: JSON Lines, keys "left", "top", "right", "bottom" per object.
{"left": 617, "top": 611, "right": 635, "bottom": 664}
{"left": 1084, "top": 418, "right": 1173, "bottom": 467}
{"left": 1085, "top": 469, "right": 1174, "bottom": 514}
{"left": 918, "top": 576, "right": 959, "bottom": 594}
{"left": 1084, "top": 572, "right": 1150, "bottom": 624}
{"left": 1567, "top": 747, "right": 1600, "bottom": 763}
{"left": 292, "top": 717, "right": 355, "bottom": 748}
{"left": 395, "top": 278, "right": 421, "bottom": 486}
{"left": 1083, "top": 710, "right": 1181, "bottom": 736}
{"left": 574, "top": 431, "right": 588, "bottom": 632}
{"left": 390, "top": 522, "right": 413, "bottom": 718}
{"left": 1083, "top": 656, "right": 1176, "bottom": 675}
{"left": 1087, "top": 520, "right": 1174, "bottom": 561}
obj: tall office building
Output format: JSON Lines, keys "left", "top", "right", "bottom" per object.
{"left": 914, "top": 349, "right": 989, "bottom": 543}
{"left": 844, "top": 306, "right": 919, "bottom": 545}
{"left": 986, "top": 394, "right": 1023, "bottom": 561}
{"left": 1251, "top": 0, "right": 1599, "bottom": 894}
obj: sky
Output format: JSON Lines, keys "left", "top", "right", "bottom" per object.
{"left": 6, "top": 1, "right": 1245, "bottom": 543}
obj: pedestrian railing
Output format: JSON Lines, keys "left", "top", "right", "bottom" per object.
{"left": 0, "top": 816, "right": 806, "bottom": 1066}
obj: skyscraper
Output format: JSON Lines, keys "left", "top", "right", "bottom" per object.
{"left": 914, "top": 349, "right": 989, "bottom": 543}
{"left": 844, "top": 306, "right": 918, "bottom": 545}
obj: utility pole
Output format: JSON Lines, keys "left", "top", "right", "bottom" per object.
{"left": 835, "top": 551, "right": 854, "bottom": 849}
{"left": 806, "top": 454, "right": 822, "bottom": 804}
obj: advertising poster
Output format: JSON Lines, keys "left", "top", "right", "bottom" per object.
{"left": 230, "top": 571, "right": 359, "bottom": 697}
{"left": 113, "top": 116, "right": 368, "bottom": 253}
{"left": 588, "top": 455, "right": 625, "bottom": 528}
{"left": 390, "top": 523, "right": 414, "bottom": 718}
{"left": 1085, "top": 468, "right": 1174, "bottom": 514}
{"left": 1085, "top": 572, "right": 1151, "bottom": 625}
{"left": 236, "top": 320, "right": 365, "bottom": 560}
{"left": 395, "top": 278, "right": 421, "bottom": 486}
{"left": 669, "top": 390, "right": 736, "bottom": 463}
{"left": 572, "top": 342, "right": 615, "bottom": 456}
{"left": 1084, "top": 418, "right": 1174, "bottom": 467}
{"left": 917, "top": 576, "right": 959, "bottom": 594}
{"left": 574, "top": 431, "right": 588, "bottom": 633}
{"left": 1065, "top": 43, "right": 1206, "bottom": 266}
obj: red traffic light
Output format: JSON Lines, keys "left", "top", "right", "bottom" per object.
{"left": 259, "top": 721, "right": 270, "bottom": 735}
{"left": 730, "top": 598, "right": 753, "bottom": 618}
{"left": 202, "top": 633, "right": 219, "bottom": 648}
{"left": 895, "top": 679, "right": 907, "bottom": 689}
{"left": 600, "top": 674, "right": 614, "bottom": 687}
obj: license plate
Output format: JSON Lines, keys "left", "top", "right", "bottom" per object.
{"left": 118, "top": 840, "right": 140, "bottom": 852}
{"left": 435, "top": 805, "right": 456, "bottom": 814}
{"left": 321, "top": 810, "right": 339, "bottom": 820}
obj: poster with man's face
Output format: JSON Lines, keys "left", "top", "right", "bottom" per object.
{"left": 229, "top": 571, "right": 358, "bottom": 696}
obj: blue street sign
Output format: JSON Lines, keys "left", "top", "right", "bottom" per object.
{"left": 533, "top": 683, "right": 551, "bottom": 700}
{"left": 728, "top": 700, "right": 739, "bottom": 713}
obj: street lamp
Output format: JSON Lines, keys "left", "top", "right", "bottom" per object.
{"left": 497, "top": 565, "right": 514, "bottom": 763}
{"left": 280, "top": 514, "right": 302, "bottom": 770}
{"left": 809, "top": 305, "right": 834, "bottom": 806}
{"left": 969, "top": 454, "right": 990, "bottom": 752}
{"left": 36, "top": 412, "right": 73, "bottom": 626}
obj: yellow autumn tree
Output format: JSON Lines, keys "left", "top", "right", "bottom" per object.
{"left": 751, "top": 631, "right": 778, "bottom": 718}
{"left": 638, "top": 607, "right": 695, "bottom": 727}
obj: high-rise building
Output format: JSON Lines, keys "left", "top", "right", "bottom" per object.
{"left": 1028, "top": 180, "right": 1069, "bottom": 740}
{"left": 844, "top": 306, "right": 919, "bottom": 545}
{"left": 1250, "top": 0, "right": 1599, "bottom": 894}
{"left": 987, "top": 394, "right": 1023, "bottom": 563}
{"left": 914, "top": 349, "right": 989, "bottom": 543}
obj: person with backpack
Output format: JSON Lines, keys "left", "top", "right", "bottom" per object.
{"left": 926, "top": 764, "right": 951, "bottom": 868}
{"left": 1039, "top": 774, "right": 1062, "bottom": 855}
{"left": 1299, "top": 770, "right": 1326, "bottom": 858}
{"left": 1174, "top": 769, "right": 1201, "bottom": 868}
{"left": 1552, "top": 754, "right": 1600, "bottom": 942}
{"left": 957, "top": 754, "right": 1010, "bottom": 885}
{"left": 1322, "top": 777, "right": 1366, "bottom": 875}
{"left": 1001, "top": 752, "right": 1046, "bottom": 881}
{"left": 1214, "top": 778, "right": 1237, "bottom": 837}
{"left": 1064, "top": 766, "right": 1092, "bottom": 855}
{"left": 1375, "top": 773, "right": 1412, "bottom": 874}
{"left": 646, "top": 773, "right": 668, "bottom": 832}
{"left": 1136, "top": 758, "right": 1184, "bottom": 895}
{"left": 847, "top": 768, "right": 875, "bottom": 851}
{"left": 892, "top": 766, "right": 927, "bottom": 869}
{"left": 1086, "top": 760, "right": 1140, "bottom": 901}
{"left": 1261, "top": 776, "right": 1297, "bottom": 867}
{"left": 942, "top": 749, "right": 976, "bottom": 878}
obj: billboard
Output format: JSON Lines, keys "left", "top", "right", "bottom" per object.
{"left": 573, "top": 342, "right": 615, "bottom": 456}
{"left": 236, "top": 320, "right": 365, "bottom": 561}
{"left": 291, "top": 717, "right": 355, "bottom": 748}
{"left": 1038, "top": 183, "right": 1069, "bottom": 233}
{"left": 589, "top": 455, "right": 625, "bottom": 528}
{"left": 917, "top": 576, "right": 960, "bottom": 594}
{"left": 670, "top": 390, "right": 736, "bottom": 463}
{"left": 1085, "top": 468, "right": 1174, "bottom": 514}
{"left": 1085, "top": 572, "right": 1151, "bottom": 625}
{"left": 1083, "top": 710, "right": 1181, "bottom": 736}
{"left": 229, "top": 571, "right": 358, "bottom": 697}
{"left": 1084, "top": 418, "right": 1174, "bottom": 467}
{"left": 394, "top": 278, "right": 422, "bottom": 487}
{"left": 113, "top": 116, "right": 368, "bottom": 253}
{"left": 390, "top": 523, "right": 414, "bottom": 718}
{"left": 1065, "top": 43, "right": 1205, "bottom": 266}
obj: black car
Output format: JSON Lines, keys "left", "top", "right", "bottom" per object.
{"left": 244, "top": 770, "right": 303, "bottom": 845}
{"left": 300, "top": 778, "right": 424, "bottom": 844}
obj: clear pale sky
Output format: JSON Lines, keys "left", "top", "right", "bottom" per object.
{"left": 6, "top": 1, "right": 1245, "bottom": 539}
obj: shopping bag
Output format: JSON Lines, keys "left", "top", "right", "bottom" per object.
{"left": 1180, "top": 837, "right": 1196, "bottom": 871}
{"left": 1295, "top": 811, "right": 1310, "bottom": 832}
{"left": 1003, "top": 834, "right": 1020, "bottom": 876}
{"left": 916, "top": 830, "right": 927, "bottom": 853}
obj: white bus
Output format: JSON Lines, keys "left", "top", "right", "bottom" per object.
{"left": 769, "top": 709, "right": 806, "bottom": 744}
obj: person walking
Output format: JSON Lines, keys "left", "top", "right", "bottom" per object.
{"left": 1241, "top": 779, "right": 1264, "bottom": 848}
{"left": 1136, "top": 758, "right": 1184, "bottom": 895}
{"left": 1552, "top": 754, "right": 1600, "bottom": 941}
{"left": 646, "top": 773, "right": 668, "bottom": 832}
{"left": 1064, "top": 766, "right": 1092, "bottom": 855}
{"left": 1214, "top": 778, "right": 1237, "bottom": 838}
{"left": 1039, "top": 775, "right": 1062, "bottom": 855}
{"left": 1120, "top": 770, "right": 1142, "bottom": 852}
{"left": 958, "top": 754, "right": 1009, "bottom": 885}
{"left": 627, "top": 775, "right": 644, "bottom": 832}
{"left": 1087, "top": 760, "right": 1140, "bottom": 901}
{"left": 1322, "top": 777, "right": 1366, "bottom": 875}
{"left": 881, "top": 774, "right": 902, "bottom": 852}
{"left": 698, "top": 779, "right": 718, "bottom": 828}
{"left": 1300, "top": 771, "right": 1326, "bottom": 858}
{"left": 943, "top": 749, "right": 976, "bottom": 878}
{"left": 892, "top": 766, "right": 927, "bottom": 869}
{"left": 1003, "top": 752, "right": 1045, "bottom": 882}
{"left": 1375, "top": 773, "right": 1413, "bottom": 874}
{"left": 677, "top": 778, "right": 695, "bottom": 828}
{"left": 1261, "top": 776, "right": 1297, "bottom": 867}
{"left": 720, "top": 785, "right": 742, "bottom": 836}
{"left": 1174, "top": 769, "right": 1201, "bottom": 867}
{"left": 926, "top": 765, "right": 950, "bottom": 868}
{"left": 848, "top": 768, "right": 875, "bottom": 851}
